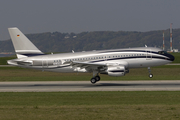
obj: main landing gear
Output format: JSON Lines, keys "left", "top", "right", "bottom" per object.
{"left": 90, "top": 71, "right": 100, "bottom": 84}
{"left": 148, "top": 67, "right": 153, "bottom": 78}
{"left": 90, "top": 75, "right": 100, "bottom": 84}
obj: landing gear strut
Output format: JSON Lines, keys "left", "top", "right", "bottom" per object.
{"left": 148, "top": 67, "right": 153, "bottom": 78}
{"left": 90, "top": 71, "right": 100, "bottom": 84}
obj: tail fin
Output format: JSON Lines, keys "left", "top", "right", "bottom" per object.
{"left": 8, "top": 27, "right": 44, "bottom": 58}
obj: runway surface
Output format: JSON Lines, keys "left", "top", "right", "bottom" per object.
{"left": 0, "top": 80, "right": 180, "bottom": 92}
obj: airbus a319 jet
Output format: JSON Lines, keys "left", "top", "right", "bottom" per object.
{"left": 7, "top": 28, "right": 175, "bottom": 84}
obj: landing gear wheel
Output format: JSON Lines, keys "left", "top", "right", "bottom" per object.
{"left": 95, "top": 76, "right": 100, "bottom": 81}
{"left": 149, "top": 74, "right": 153, "bottom": 78}
{"left": 91, "top": 71, "right": 101, "bottom": 84}
{"left": 91, "top": 78, "right": 97, "bottom": 84}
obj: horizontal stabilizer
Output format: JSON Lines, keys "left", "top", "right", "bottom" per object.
{"left": 7, "top": 59, "right": 33, "bottom": 66}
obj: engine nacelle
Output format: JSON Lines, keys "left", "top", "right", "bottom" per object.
{"left": 106, "top": 66, "right": 125, "bottom": 77}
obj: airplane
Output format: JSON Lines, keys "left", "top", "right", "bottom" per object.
{"left": 7, "top": 27, "right": 175, "bottom": 84}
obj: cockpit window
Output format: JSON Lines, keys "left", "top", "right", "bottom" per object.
{"left": 158, "top": 51, "right": 167, "bottom": 54}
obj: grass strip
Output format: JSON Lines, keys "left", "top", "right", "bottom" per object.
{"left": 0, "top": 66, "right": 180, "bottom": 81}
{"left": 0, "top": 91, "right": 180, "bottom": 120}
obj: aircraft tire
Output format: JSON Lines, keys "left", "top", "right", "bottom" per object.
{"left": 91, "top": 78, "right": 97, "bottom": 84}
{"left": 149, "top": 74, "right": 153, "bottom": 78}
{"left": 95, "top": 76, "right": 100, "bottom": 81}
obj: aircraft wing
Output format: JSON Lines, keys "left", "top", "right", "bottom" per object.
{"left": 64, "top": 60, "right": 128, "bottom": 72}
{"left": 65, "top": 61, "right": 107, "bottom": 72}
{"left": 71, "top": 61, "right": 106, "bottom": 67}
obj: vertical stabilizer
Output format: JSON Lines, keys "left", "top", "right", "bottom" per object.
{"left": 8, "top": 27, "right": 43, "bottom": 58}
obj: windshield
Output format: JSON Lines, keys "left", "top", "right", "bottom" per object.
{"left": 158, "top": 51, "right": 167, "bottom": 55}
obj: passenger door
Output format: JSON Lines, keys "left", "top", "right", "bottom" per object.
{"left": 42, "top": 57, "right": 48, "bottom": 68}
{"left": 146, "top": 49, "right": 152, "bottom": 60}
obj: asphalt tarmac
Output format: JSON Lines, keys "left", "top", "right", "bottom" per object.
{"left": 0, "top": 80, "right": 180, "bottom": 92}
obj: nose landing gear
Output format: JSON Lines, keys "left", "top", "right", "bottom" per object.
{"left": 148, "top": 67, "right": 153, "bottom": 78}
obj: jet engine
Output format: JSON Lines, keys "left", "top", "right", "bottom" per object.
{"left": 106, "top": 66, "right": 126, "bottom": 77}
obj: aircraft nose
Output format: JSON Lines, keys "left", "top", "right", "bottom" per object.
{"left": 168, "top": 54, "right": 175, "bottom": 61}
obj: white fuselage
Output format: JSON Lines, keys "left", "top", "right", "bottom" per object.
{"left": 8, "top": 47, "right": 174, "bottom": 73}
